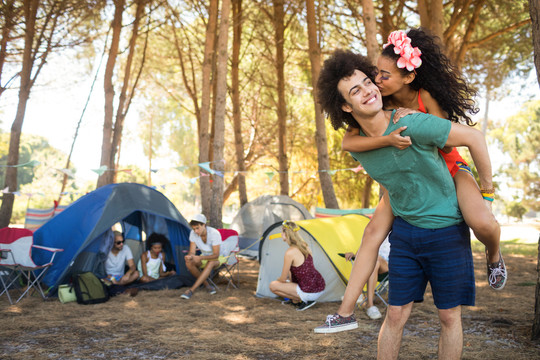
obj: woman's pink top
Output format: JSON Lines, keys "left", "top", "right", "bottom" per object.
{"left": 290, "top": 254, "right": 325, "bottom": 293}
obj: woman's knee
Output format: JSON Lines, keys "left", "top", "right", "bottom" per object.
{"left": 469, "top": 212, "right": 500, "bottom": 239}
{"left": 269, "top": 281, "right": 280, "bottom": 293}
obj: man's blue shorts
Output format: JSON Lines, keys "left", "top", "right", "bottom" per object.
{"left": 388, "top": 217, "right": 475, "bottom": 310}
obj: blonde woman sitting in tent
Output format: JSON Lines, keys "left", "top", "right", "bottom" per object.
{"left": 137, "top": 233, "right": 176, "bottom": 283}
{"left": 269, "top": 221, "right": 326, "bottom": 311}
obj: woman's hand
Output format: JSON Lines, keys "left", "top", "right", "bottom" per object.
{"left": 393, "top": 107, "right": 419, "bottom": 123}
{"left": 388, "top": 126, "right": 412, "bottom": 150}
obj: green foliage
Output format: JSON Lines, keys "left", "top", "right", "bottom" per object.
{"left": 491, "top": 100, "right": 540, "bottom": 210}
{"left": 4, "top": 133, "right": 79, "bottom": 224}
{"left": 504, "top": 200, "right": 528, "bottom": 221}
{"left": 0, "top": 133, "right": 49, "bottom": 189}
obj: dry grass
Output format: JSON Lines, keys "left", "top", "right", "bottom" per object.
{"left": 1, "top": 251, "right": 540, "bottom": 359}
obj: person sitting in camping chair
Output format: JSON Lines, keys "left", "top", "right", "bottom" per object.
{"left": 137, "top": 233, "right": 176, "bottom": 283}
{"left": 343, "top": 236, "right": 390, "bottom": 320}
{"left": 181, "top": 214, "right": 227, "bottom": 299}
{"left": 104, "top": 231, "right": 139, "bottom": 286}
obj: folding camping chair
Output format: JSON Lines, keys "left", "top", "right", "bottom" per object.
{"left": 0, "top": 227, "right": 63, "bottom": 304}
{"left": 207, "top": 229, "right": 240, "bottom": 290}
{"left": 357, "top": 272, "right": 389, "bottom": 307}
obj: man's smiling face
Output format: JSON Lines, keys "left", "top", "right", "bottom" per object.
{"left": 337, "top": 69, "right": 383, "bottom": 119}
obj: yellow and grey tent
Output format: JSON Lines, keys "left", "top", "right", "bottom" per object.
{"left": 256, "top": 214, "right": 371, "bottom": 302}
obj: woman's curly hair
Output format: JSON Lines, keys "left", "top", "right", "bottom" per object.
{"left": 147, "top": 233, "right": 169, "bottom": 250}
{"left": 381, "top": 28, "right": 478, "bottom": 125}
{"left": 317, "top": 49, "right": 378, "bottom": 130}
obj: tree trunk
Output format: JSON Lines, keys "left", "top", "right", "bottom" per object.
{"left": 306, "top": 0, "right": 339, "bottom": 209}
{"left": 199, "top": 0, "right": 219, "bottom": 216}
{"left": 531, "top": 0, "right": 540, "bottom": 88}
{"left": 231, "top": 0, "right": 248, "bottom": 206}
{"left": 417, "top": 0, "right": 443, "bottom": 39}
{"left": 482, "top": 88, "right": 490, "bottom": 135}
{"left": 454, "top": 0, "right": 485, "bottom": 69}
{"left": 97, "top": 0, "right": 124, "bottom": 188}
{"left": 361, "top": 0, "right": 378, "bottom": 63}
{"left": 0, "top": 0, "right": 38, "bottom": 227}
{"left": 274, "top": 0, "right": 289, "bottom": 196}
{"left": 109, "top": 0, "right": 145, "bottom": 178}
{"left": 0, "top": 0, "right": 16, "bottom": 99}
{"left": 209, "top": 0, "right": 231, "bottom": 228}
{"left": 362, "top": 176, "right": 374, "bottom": 208}
{"left": 529, "top": 0, "right": 540, "bottom": 341}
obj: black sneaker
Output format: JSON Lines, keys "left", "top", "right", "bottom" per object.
{"left": 296, "top": 301, "right": 317, "bottom": 311}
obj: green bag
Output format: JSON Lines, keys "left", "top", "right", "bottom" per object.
{"left": 73, "top": 272, "right": 110, "bottom": 305}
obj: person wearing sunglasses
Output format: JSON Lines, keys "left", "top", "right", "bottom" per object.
{"left": 104, "top": 230, "right": 139, "bottom": 286}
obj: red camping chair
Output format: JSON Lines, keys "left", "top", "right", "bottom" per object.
{"left": 0, "top": 227, "right": 63, "bottom": 304}
{"left": 207, "top": 229, "right": 240, "bottom": 290}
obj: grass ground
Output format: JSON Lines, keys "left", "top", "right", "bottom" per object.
{"left": 0, "top": 223, "right": 539, "bottom": 359}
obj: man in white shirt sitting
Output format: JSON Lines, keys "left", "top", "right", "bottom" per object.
{"left": 181, "top": 214, "right": 227, "bottom": 299}
{"left": 105, "top": 231, "right": 139, "bottom": 286}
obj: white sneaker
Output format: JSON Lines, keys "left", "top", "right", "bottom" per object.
{"left": 366, "top": 306, "right": 382, "bottom": 320}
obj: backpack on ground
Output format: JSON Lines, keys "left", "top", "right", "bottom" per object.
{"left": 73, "top": 272, "right": 110, "bottom": 305}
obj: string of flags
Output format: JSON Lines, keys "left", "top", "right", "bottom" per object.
{"left": 0, "top": 159, "right": 365, "bottom": 196}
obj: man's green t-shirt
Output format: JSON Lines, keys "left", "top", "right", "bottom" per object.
{"left": 350, "top": 111, "right": 462, "bottom": 229}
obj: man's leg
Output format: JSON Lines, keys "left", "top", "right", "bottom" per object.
{"left": 438, "top": 306, "right": 463, "bottom": 360}
{"left": 189, "top": 260, "right": 218, "bottom": 292}
{"left": 118, "top": 271, "right": 140, "bottom": 286}
{"left": 185, "top": 256, "right": 203, "bottom": 279}
{"left": 377, "top": 302, "right": 413, "bottom": 360}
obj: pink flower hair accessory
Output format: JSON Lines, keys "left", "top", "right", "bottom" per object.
{"left": 383, "top": 30, "right": 422, "bottom": 72}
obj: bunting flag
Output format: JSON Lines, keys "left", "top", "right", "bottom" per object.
{"left": 0, "top": 160, "right": 40, "bottom": 168}
{"left": 0, "top": 155, "right": 368, "bottom": 196}
{"left": 352, "top": 164, "right": 364, "bottom": 173}
{"left": 198, "top": 162, "right": 215, "bottom": 174}
{"left": 91, "top": 165, "right": 108, "bottom": 175}
{"left": 56, "top": 168, "right": 75, "bottom": 178}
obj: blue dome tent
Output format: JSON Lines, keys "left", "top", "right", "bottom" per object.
{"left": 33, "top": 183, "right": 192, "bottom": 292}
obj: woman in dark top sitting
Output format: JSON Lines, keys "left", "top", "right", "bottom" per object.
{"left": 269, "top": 220, "right": 325, "bottom": 311}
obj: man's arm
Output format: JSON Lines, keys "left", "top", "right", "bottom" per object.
{"left": 445, "top": 123, "right": 493, "bottom": 191}
{"left": 199, "top": 244, "right": 220, "bottom": 261}
{"left": 125, "top": 258, "right": 137, "bottom": 275}
{"left": 187, "top": 241, "right": 197, "bottom": 256}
